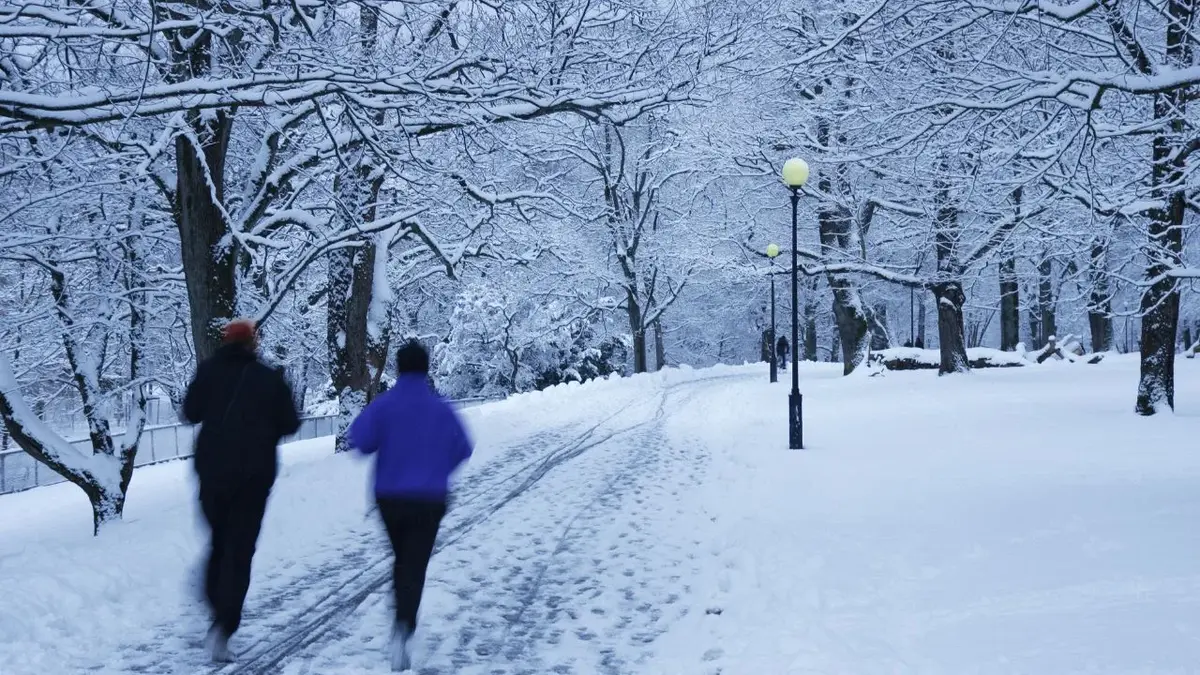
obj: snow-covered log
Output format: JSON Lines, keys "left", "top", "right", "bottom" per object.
{"left": 872, "top": 348, "right": 1027, "bottom": 371}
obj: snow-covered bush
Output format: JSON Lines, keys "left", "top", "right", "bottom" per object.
{"left": 435, "top": 285, "right": 625, "bottom": 400}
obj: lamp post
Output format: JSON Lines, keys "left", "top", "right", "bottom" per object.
{"left": 781, "top": 158, "right": 810, "bottom": 450}
{"left": 767, "top": 243, "right": 780, "bottom": 383}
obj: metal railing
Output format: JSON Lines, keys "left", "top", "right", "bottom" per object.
{"left": 0, "top": 415, "right": 340, "bottom": 495}
{"left": 0, "top": 397, "right": 494, "bottom": 496}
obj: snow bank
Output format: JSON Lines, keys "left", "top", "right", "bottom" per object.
{"left": 874, "top": 346, "right": 1071, "bottom": 370}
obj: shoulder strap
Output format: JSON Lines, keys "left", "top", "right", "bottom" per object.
{"left": 220, "top": 364, "right": 251, "bottom": 426}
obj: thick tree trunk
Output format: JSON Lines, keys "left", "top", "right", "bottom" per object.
{"left": 327, "top": 245, "right": 376, "bottom": 452}
{"left": 1137, "top": 253, "right": 1182, "bottom": 415}
{"left": 829, "top": 284, "right": 870, "bottom": 374}
{"left": 999, "top": 246, "right": 1020, "bottom": 351}
{"left": 932, "top": 282, "right": 970, "bottom": 375}
{"left": 818, "top": 206, "right": 870, "bottom": 374}
{"left": 325, "top": 7, "right": 391, "bottom": 448}
{"left": 176, "top": 111, "right": 237, "bottom": 364}
{"left": 1136, "top": 0, "right": 1191, "bottom": 415}
{"left": 1000, "top": 188, "right": 1022, "bottom": 351}
{"left": 626, "top": 293, "right": 648, "bottom": 374}
{"left": 932, "top": 161, "right": 969, "bottom": 374}
{"left": 85, "top": 481, "right": 130, "bottom": 534}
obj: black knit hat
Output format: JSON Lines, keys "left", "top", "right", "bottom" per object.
{"left": 396, "top": 340, "right": 430, "bottom": 375}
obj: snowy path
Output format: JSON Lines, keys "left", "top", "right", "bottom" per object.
{"left": 242, "top": 372, "right": 744, "bottom": 675}
{"left": 101, "top": 379, "right": 663, "bottom": 675}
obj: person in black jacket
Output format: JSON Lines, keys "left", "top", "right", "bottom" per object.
{"left": 183, "top": 319, "right": 301, "bottom": 662}
{"left": 776, "top": 335, "right": 790, "bottom": 371}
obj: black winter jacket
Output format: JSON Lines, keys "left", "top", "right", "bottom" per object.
{"left": 183, "top": 345, "right": 301, "bottom": 485}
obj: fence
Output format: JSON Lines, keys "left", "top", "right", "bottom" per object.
{"left": 0, "top": 397, "right": 493, "bottom": 496}
{"left": 0, "top": 415, "right": 340, "bottom": 495}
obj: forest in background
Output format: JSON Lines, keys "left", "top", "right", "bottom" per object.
{"left": 2, "top": 0, "right": 1199, "bottom": 530}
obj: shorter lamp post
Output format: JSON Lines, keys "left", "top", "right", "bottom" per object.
{"left": 782, "top": 157, "right": 810, "bottom": 450}
{"left": 767, "top": 243, "right": 780, "bottom": 383}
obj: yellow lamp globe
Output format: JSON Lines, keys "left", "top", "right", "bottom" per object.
{"left": 766, "top": 243, "right": 780, "bottom": 258}
{"left": 781, "top": 158, "right": 810, "bottom": 188}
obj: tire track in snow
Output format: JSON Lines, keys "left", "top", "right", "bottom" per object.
{"left": 280, "top": 373, "right": 744, "bottom": 675}
{"left": 116, "top": 391, "right": 635, "bottom": 675}
{"left": 215, "top": 373, "right": 748, "bottom": 675}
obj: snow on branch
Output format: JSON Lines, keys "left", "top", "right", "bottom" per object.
{"left": 0, "top": 351, "right": 121, "bottom": 491}
{"left": 967, "top": 0, "right": 1100, "bottom": 21}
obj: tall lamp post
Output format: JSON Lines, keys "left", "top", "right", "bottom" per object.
{"left": 767, "top": 243, "right": 780, "bottom": 383}
{"left": 782, "top": 158, "right": 810, "bottom": 450}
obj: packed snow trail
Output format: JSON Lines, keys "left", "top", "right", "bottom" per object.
{"left": 106, "top": 378, "right": 662, "bottom": 675}
{"left": 106, "top": 370, "right": 746, "bottom": 675}
{"left": 246, "top": 372, "right": 743, "bottom": 675}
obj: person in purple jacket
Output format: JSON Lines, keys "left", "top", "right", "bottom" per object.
{"left": 348, "top": 340, "right": 473, "bottom": 672}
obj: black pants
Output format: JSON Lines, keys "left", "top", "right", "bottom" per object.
{"left": 199, "top": 478, "right": 271, "bottom": 637}
{"left": 376, "top": 497, "right": 447, "bottom": 631}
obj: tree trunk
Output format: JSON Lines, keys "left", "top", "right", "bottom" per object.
{"left": 1137, "top": 237, "right": 1183, "bottom": 415}
{"left": 176, "top": 111, "right": 237, "bottom": 364}
{"left": 931, "top": 153, "right": 969, "bottom": 374}
{"left": 653, "top": 318, "right": 666, "bottom": 371}
{"left": 999, "top": 245, "right": 1020, "bottom": 351}
{"left": 803, "top": 278, "right": 818, "bottom": 361}
{"left": 829, "top": 285, "right": 870, "bottom": 373}
{"left": 631, "top": 329, "right": 648, "bottom": 373}
{"left": 916, "top": 294, "right": 927, "bottom": 348}
{"left": 1136, "top": 20, "right": 1190, "bottom": 414}
{"left": 327, "top": 245, "right": 375, "bottom": 452}
{"left": 1038, "top": 252, "right": 1056, "bottom": 344}
{"left": 1088, "top": 237, "right": 1114, "bottom": 353}
{"left": 932, "top": 282, "right": 970, "bottom": 375}
{"left": 867, "top": 303, "right": 891, "bottom": 351}
{"left": 85, "top": 481, "right": 129, "bottom": 534}
{"left": 999, "top": 188, "right": 1022, "bottom": 351}
{"left": 817, "top": 201, "right": 870, "bottom": 374}
{"left": 626, "top": 291, "right": 648, "bottom": 374}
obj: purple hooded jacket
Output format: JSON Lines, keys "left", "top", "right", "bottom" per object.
{"left": 348, "top": 375, "right": 473, "bottom": 499}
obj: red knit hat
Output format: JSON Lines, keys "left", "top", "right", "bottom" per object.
{"left": 221, "top": 319, "right": 258, "bottom": 346}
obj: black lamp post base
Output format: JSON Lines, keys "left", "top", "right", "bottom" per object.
{"left": 770, "top": 359, "right": 778, "bottom": 383}
{"left": 788, "top": 391, "right": 803, "bottom": 449}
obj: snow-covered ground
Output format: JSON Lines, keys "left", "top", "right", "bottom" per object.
{"left": 3, "top": 356, "right": 1200, "bottom": 674}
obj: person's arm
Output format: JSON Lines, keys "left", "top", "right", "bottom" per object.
{"left": 348, "top": 399, "right": 382, "bottom": 455}
{"left": 182, "top": 362, "right": 209, "bottom": 424}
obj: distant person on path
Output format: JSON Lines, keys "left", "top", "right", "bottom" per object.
{"left": 349, "top": 340, "right": 473, "bottom": 672}
{"left": 777, "top": 335, "right": 790, "bottom": 370}
{"left": 183, "top": 319, "right": 301, "bottom": 662}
